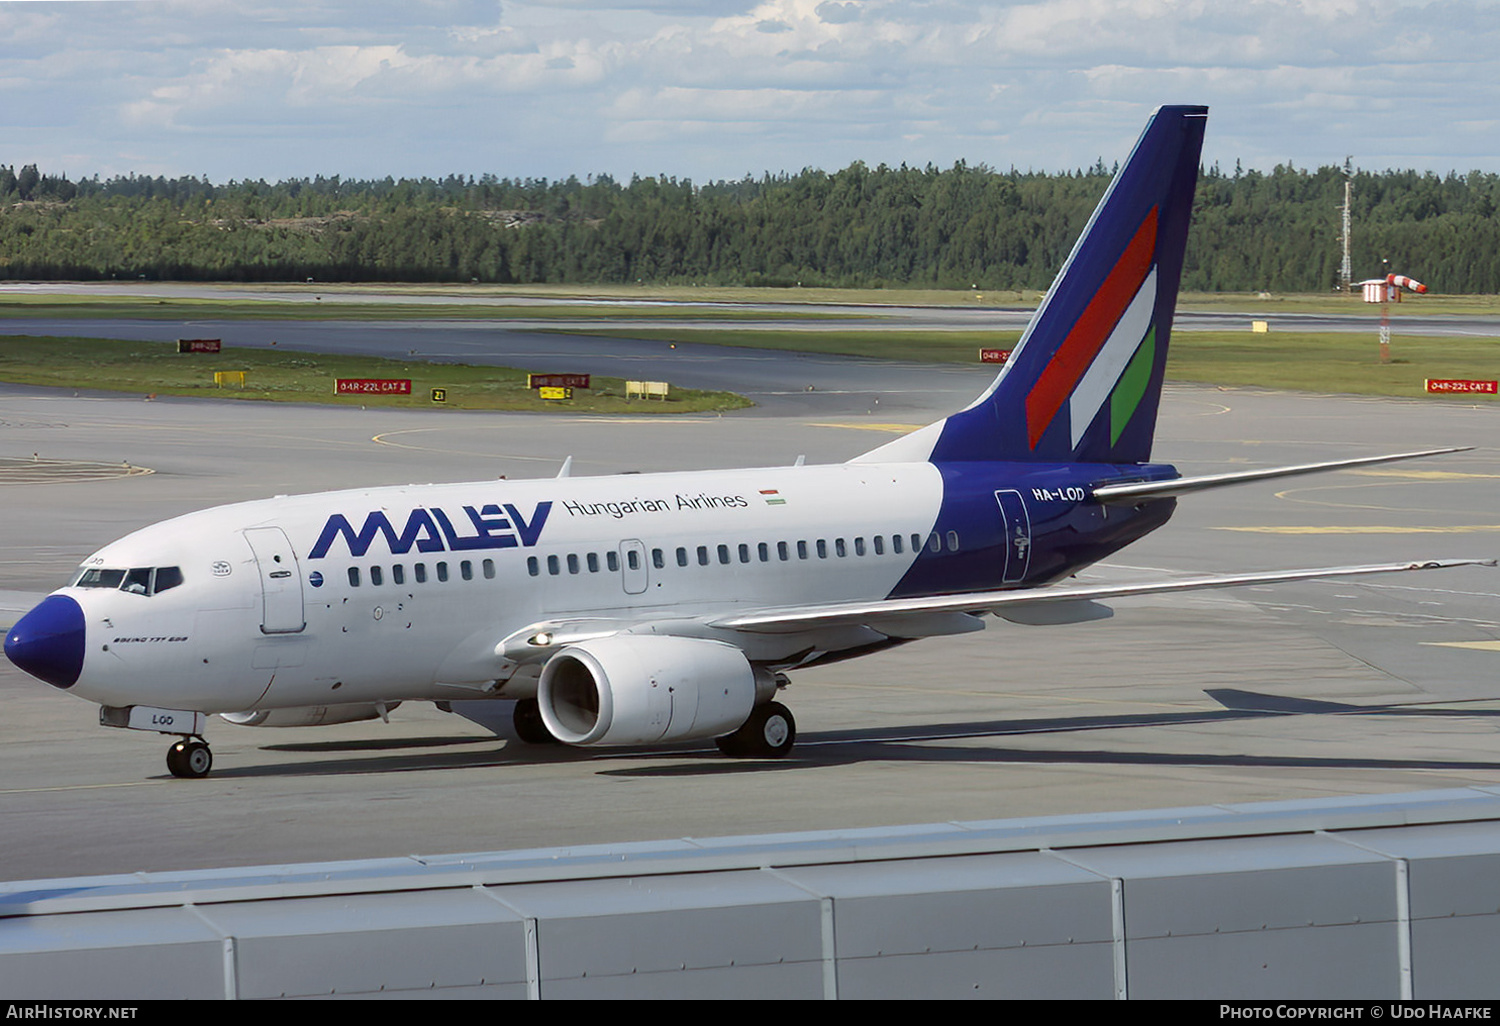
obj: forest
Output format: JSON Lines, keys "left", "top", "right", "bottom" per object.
{"left": 2, "top": 158, "right": 1497, "bottom": 293}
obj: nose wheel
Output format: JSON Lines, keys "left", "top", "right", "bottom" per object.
{"left": 166, "top": 738, "right": 213, "bottom": 779}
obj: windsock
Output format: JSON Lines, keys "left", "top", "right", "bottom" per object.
{"left": 1386, "top": 273, "right": 1428, "bottom": 293}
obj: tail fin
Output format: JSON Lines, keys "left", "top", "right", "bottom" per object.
{"left": 854, "top": 105, "right": 1206, "bottom": 466}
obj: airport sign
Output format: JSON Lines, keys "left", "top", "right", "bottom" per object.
{"left": 1426, "top": 379, "right": 1497, "bottom": 395}
{"left": 335, "top": 378, "right": 413, "bottom": 395}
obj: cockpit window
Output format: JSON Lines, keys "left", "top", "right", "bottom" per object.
{"left": 73, "top": 568, "right": 126, "bottom": 589}
{"left": 70, "top": 565, "right": 185, "bottom": 596}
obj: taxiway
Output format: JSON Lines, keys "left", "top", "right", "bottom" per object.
{"left": 1, "top": 319, "right": 1497, "bottom": 881}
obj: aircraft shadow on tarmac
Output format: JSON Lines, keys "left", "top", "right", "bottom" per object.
{"left": 599, "top": 689, "right": 1500, "bottom": 778}
{"left": 183, "top": 690, "right": 1500, "bottom": 780}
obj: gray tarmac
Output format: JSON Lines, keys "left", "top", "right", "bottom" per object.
{"left": 1, "top": 315, "right": 1499, "bottom": 882}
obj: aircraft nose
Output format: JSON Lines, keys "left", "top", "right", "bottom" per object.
{"left": 4, "top": 595, "right": 86, "bottom": 689}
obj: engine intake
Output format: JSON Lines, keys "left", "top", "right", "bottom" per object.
{"left": 538, "top": 635, "right": 755, "bottom": 746}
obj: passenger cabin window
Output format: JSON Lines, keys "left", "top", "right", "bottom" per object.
{"left": 348, "top": 567, "right": 361, "bottom": 587}
{"left": 370, "top": 566, "right": 384, "bottom": 586}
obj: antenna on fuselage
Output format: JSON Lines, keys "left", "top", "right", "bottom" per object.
{"left": 557, "top": 456, "right": 574, "bottom": 479}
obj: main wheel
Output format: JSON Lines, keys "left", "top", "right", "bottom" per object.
{"left": 716, "top": 702, "right": 796, "bottom": 759}
{"left": 512, "top": 698, "right": 559, "bottom": 745}
{"left": 166, "top": 739, "right": 213, "bottom": 779}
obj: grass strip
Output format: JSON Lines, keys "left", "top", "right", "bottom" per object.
{"left": 1168, "top": 330, "right": 1500, "bottom": 399}
{"left": 0, "top": 335, "right": 753, "bottom": 414}
{"left": 546, "top": 325, "right": 1500, "bottom": 400}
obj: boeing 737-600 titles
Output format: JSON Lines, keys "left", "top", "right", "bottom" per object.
{"left": 5, "top": 106, "right": 1489, "bottom": 777}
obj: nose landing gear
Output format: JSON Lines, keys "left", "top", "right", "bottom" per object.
{"left": 166, "top": 737, "right": 213, "bottom": 779}
{"left": 99, "top": 706, "right": 215, "bottom": 779}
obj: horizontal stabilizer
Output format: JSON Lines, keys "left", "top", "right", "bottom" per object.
{"left": 1091, "top": 447, "right": 1471, "bottom": 504}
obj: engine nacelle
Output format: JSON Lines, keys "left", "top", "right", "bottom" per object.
{"left": 219, "top": 702, "right": 400, "bottom": 728}
{"left": 537, "top": 635, "right": 756, "bottom": 746}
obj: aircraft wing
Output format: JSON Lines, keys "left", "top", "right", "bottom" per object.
{"left": 706, "top": 558, "right": 1495, "bottom": 634}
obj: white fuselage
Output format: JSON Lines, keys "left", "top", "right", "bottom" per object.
{"left": 58, "top": 462, "right": 947, "bottom": 715}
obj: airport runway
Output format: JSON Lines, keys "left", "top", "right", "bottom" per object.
{"left": 5, "top": 280, "right": 1497, "bottom": 337}
{"left": 2, "top": 322, "right": 1499, "bottom": 882}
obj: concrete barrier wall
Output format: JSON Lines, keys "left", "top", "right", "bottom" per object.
{"left": 4, "top": 788, "right": 1500, "bottom": 999}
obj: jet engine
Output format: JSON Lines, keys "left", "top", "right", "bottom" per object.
{"left": 537, "top": 635, "right": 756, "bottom": 746}
{"left": 219, "top": 702, "right": 400, "bottom": 728}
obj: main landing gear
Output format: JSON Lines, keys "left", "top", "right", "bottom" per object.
{"left": 716, "top": 701, "right": 797, "bottom": 759}
{"left": 166, "top": 737, "right": 213, "bottom": 779}
{"left": 512, "top": 698, "right": 561, "bottom": 746}
{"left": 512, "top": 695, "right": 798, "bottom": 758}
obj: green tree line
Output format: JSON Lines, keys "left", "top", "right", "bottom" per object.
{"left": 2, "top": 160, "right": 1498, "bottom": 292}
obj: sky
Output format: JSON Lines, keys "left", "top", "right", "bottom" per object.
{"left": 2, "top": 0, "right": 1498, "bottom": 186}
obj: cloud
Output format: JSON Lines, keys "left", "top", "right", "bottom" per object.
{"left": 815, "top": 2, "right": 863, "bottom": 23}
{"left": 2, "top": 0, "right": 1497, "bottom": 182}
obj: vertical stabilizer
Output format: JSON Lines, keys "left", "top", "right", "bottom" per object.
{"left": 854, "top": 105, "right": 1207, "bottom": 466}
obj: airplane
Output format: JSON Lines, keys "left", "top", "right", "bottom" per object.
{"left": 4, "top": 105, "right": 1490, "bottom": 779}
